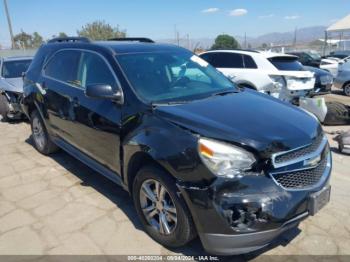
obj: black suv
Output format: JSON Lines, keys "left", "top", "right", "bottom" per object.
{"left": 287, "top": 51, "right": 321, "bottom": 68}
{"left": 22, "top": 37, "right": 332, "bottom": 255}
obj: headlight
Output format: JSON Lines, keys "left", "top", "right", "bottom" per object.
{"left": 269, "top": 75, "right": 286, "bottom": 90}
{"left": 320, "top": 75, "right": 333, "bottom": 85}
{"left": 198, "top": 138, "right": 256, "bottom": 177}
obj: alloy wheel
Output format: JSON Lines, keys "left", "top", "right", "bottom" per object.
{"left": 344, "top": 84, "right": 350, "bottom": 96}
{"left": 139, "top": 179, "right": 177, "bottom": 235}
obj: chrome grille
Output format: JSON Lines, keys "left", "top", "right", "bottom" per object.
{"left": 274, "top": 135, "right": 324, "bottom": 165}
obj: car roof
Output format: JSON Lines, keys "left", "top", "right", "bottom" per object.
{"left": 94, "top": 41, "right": 187, "bottom": 54}
{"left": 200, "top": 49, "right": 260, "bottom": 56}
{"left": 45, "top": 37, "right": 189, "bottom": 55}
{"left": 260, "top": 52, "right": 297, "bottom": 59}
{"left": 1, "top": 56, "right": 33, "bottom": 61}
{"left": 200, "top": 49, "right": 297, "bottom": 59}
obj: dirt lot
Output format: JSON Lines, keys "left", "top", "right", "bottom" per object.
{"left": 0, "top": 92, "right": 349, "bottom": 261}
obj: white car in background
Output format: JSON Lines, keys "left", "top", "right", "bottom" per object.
{"left": 199, "top": 50, "right": 315, "bottom": 104}
{"left": 320, "top": 58, "right": 339, "bottom": 77}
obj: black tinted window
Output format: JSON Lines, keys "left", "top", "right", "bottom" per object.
{"left": 201, "top": 53, "right": 244, "bottom": 68}
{"left": 45, "top": 50, "right": 80, "bottom": 84}
{"left": 2, "top": 60, "right": 32, "bottom": 78}
{"left": 243, "top": 55, "right": 257, "bottom": 69}
{"left": 268, "top": 57, "right": 303, "bottom": 71}
{"left": 77, "top": 52, "right": 116, "bottom": 89}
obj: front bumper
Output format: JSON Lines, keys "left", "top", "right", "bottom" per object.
{"left": 310, "top": 83, "right": 332, "bottom": 96}
{"left": 178, "top": 149, "right": 332, "bottom": 255}
{"left": 200, "top": 212, "right": 308, "bottom": 255}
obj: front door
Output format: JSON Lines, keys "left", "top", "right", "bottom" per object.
{"left": 71, "top": 50, "right": 122, "bottom": 173}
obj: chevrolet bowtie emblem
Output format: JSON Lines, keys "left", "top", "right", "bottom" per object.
{"left": 304, "top": 155, "right": 322, "bottom": 167}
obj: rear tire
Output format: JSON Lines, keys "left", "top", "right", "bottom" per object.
{"left": 0, "top": 94, "right": 10, "bottom": 122}
{"left": 344, "top": 83, "right": 350, "bottom": 96}
{"left": 238, "top": 84, "right": 256, "bottom": 90}
{"left": 323, "top": 102, "right": 350, "bottom": 125}
{"left": 30, "top": 110, "right": 59, "bottom": 155}
{"left": 132, "top": 165, "right": 196, "bottom": 248}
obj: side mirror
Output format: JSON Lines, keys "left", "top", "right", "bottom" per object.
{"left": 85, "top": 84, "right": 123, "bottom": 104}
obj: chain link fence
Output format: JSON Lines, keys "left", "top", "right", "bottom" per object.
{"left": 0, "top": 49, "right": 37, "bottom": 58}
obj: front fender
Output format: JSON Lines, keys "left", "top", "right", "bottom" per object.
{"left": 122, "top": 114, "right": 214, "bottom": 189}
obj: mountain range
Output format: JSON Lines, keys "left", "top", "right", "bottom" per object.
{"left": 158, "top": 26, "right": 327, "bottom": 49}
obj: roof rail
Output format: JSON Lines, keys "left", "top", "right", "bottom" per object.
{"left": 108, "top": 37, "right": 154, "bottom": 43}
{"left": 48, "top": 37, "right": 91, "bottom": 44}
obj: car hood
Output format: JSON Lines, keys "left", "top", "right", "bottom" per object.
{"left": 0, "top": 77, "right": 23, "bottom": 93}
{"left": 303, "top": 66, "right": 330, "bottom": 77}
{"left": 155, "top": 90, "right": 322, "bottom": 158}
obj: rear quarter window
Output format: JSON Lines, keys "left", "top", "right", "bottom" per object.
{"left": 243, "top": 55, "right": 257, "bottom": 69}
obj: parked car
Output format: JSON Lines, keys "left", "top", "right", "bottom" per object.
{"left": 199, "top": 50, "right": 315, "bottom": 104}
{"left": 303, "top": 66, "right": 333, "bottom": 95}
{"left": 320, "top": 58, "right": 339, "bottom": 77}
{"left": 22, "top": 37, "right": 331, "bottom": 255}
{"left": 328, "top": 50, "right": 350, "bottom": 60}
{"left": 287, "top": 51, "right": 321, "bottom": 68}
{"left": 334, "top": 59, "right": 350, "bottom": 96}
{"left": 0, "top": 56, "right": 32, "bottom": 121}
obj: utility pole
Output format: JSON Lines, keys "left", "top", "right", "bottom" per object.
{"left": 244, "top": 32, "right": 247, "bottom": 49}
{"left": 3, "top": 0, "right": 15, "bottom": 49}
{"left": 186, "top": 34, "right": 190, "bottom": 50}
{"left": 293, "top": 27, "right": 297, "bottom": 48}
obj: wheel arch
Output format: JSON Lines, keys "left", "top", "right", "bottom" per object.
{"left": 235, "top": 80, "right": 257, "bottom": 90}
{"left": 342, "top": 80, "right": 350, "bottom": 89}
{"left": 125, "top": 151, "right": 173, "bottom": 195}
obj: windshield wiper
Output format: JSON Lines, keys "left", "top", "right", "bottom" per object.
{"left": 210, "top": 90, "right": 238, "bottom": 97}
{"left": 152, "top": 100, "right": 191, "bottom": 106}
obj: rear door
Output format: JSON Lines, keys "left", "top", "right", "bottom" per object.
{"left": 41, "top": 49, "right": 82, "bottom": 144}
{"left": 201, "top": 52, "right": 247, "bottom": 79}
{"left": 70, "top": 50, "right": 122, "bottom": 173}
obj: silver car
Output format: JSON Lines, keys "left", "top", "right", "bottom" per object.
{"left": 334, "top": 59, "right": 350, "bottom": 96}
{"left": 0, "top": 56, "right": 32, "bottom": 121}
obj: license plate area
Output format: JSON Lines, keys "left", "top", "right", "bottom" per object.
{"left": 309, "top": 186, "right": 331, "bottom": 216}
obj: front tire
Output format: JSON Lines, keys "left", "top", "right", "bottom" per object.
{"left": 133, "top": 165, "right": 196, "bottom": 248}
{"left": 0, "top": 94, "right": 10, "bottom": 122}
{"left": 30, "top": 110, "right": 59, "bottom": 155}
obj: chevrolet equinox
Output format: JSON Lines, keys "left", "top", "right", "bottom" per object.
{"left": 21, "top": 37, "right": 332, "bottom": 255}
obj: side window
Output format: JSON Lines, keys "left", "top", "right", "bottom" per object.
{"left": 77, "top": 51, "right": 116, "bottom": 89}
{"left": 243, "top": 55, "right": 258, "bottom": 69}
{"left": 208, "top": 53, "right": 244, "bottom": 68}
{"left": 199, "top": 53, "right": 213, "bottom": 64}
{"left": 45, "top": 50, "right": 80, "bottom": 84}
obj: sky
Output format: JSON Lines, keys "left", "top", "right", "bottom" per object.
{"left": 0, "top": 0, "right": 349, "bottom": 47}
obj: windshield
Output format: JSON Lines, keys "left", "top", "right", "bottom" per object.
{"left": 1, "top": 60, "right": 32, "bottom": 78}
{"left": 308, "top": 52, "right": 321, "bottom": 60}
{"left": 269, "top": 57, "right": 304, "bottom": 71}
{"left": 117, "top": 51, "right": 236, "bottom": 104}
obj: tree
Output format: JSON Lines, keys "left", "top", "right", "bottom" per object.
{"left": 14, "top": 31, "right": 33, "bottom": 49}
{"left": 58, "top": 32, "right": 68, "bottom": 38}
{"left": 261, "top": 43, "right": 268, "bottom": 49}
{"left": 211, "top": 34, "right": 240, "bottom": 50}
{"left": 77, "top": 20, "right": 126, "bottom": 40}
{"left": 32, "top": 32, "right": 44, "bottom": 48}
